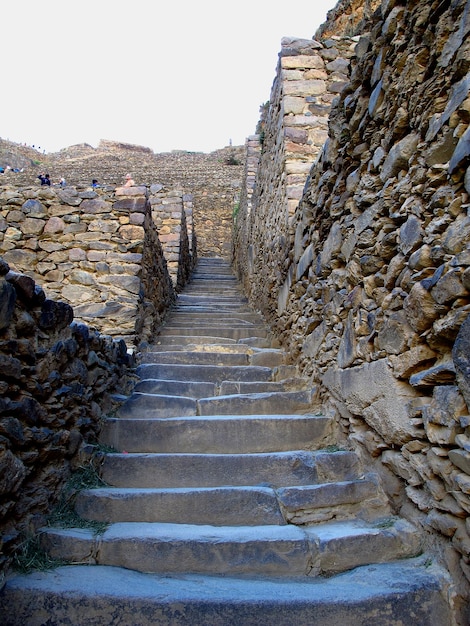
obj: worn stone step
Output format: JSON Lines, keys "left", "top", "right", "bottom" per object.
{"left": 173, "top": 301, "right": 250, "bottom": 310}
{"left": 277, "top": 476, "right": 391, "bottom": 524}
{"left": 131, "top": 377, "right": 308, "bottom": 398}
{"left": 182, "top": 287, "right": 242, "bottom": 294}
{"left": 117, "top": 389, "right": 312, "bottom": 419}
{"left": 133, "top": 379, "right": 216, "bottom": 399}
{"left": 74, "top": 477, "right": 387, "bottom": 527}
{"left": 75, "top": 486, "right": 286, "bottom": 526}
{"left": 140, "top": 344, "right": 285, "bottom": 367}
{"left": 152, "top": 336, "right": 277, "bottom": 348}
{"left": 0, "top": 558, "right": 451, "bottom": 626}
{"left": 219, "top": 378, "right": 309, "bottom": 394}
{"left": 170, "top": 305, "right": 259, "bottom": 313}
{"left": 158, "top": 326, "right": 268, "bottom": 339}
{"left": 39, "top": 518, "right": 421, "bottom": 577}
{"left": 100, "top": 414, "right": 333, "bottom": 453}
{"left": 116, "top": 393, "right": 197, "bottom": 419}
{"left": 136, "top": 363, "right": 274, "bottom": 384}
{"left": 100, "top": 450, "right": 361, "bottom": 488}
{"left": 169, "top": 311, "right": 263, "bottom": 321}
{"left": 197, "top": 390, "right": 313, "bottom": 416}
{"left": 163, "top": 320, "right": 264, "bottom": 329}
{"left": 140, "top": 350, "right": 250, "bottom": 366}
{"left": 176, "top": 294, "right": 248, "bottom": 304}
{"left": 153, "top": 335, "right": 239, "bottom": 346}
{"left": 145, "top": 342, "right": 253, "bottom": 353}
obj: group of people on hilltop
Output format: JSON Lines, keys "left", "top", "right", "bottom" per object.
{"left": 1, "top": 165, "right": 23, "bottom": 174}
{"left": 36, "top": 173, "right": 135, "bottom": 188}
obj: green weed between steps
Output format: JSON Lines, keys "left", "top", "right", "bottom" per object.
{"left": 11, "top": 533, "right": 67, "bottom": 574}
{"left": 12, "top": 460, "right": 111, "bottom": 574}
{"left": 46, "top": 461, "right": 109, "bottom": 533}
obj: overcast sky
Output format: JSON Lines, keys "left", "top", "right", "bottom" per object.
{"left": 2, "top": 0, "right": 338, "bottom": 154}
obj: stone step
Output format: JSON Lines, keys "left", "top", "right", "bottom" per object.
{"left": 168, "top": 311, "right": 263, "bottom": 321}
{"left": 190, "top": 275, "right": 235, "bottom": 280}
{"left": 153, "top": 335, "right": 239, "bottom": 345}
{"left": 38, "top": 518, "right": 421, "bottom": 577}
{"left": 116, "top": 393, "right": 198, "bottom": 418}
{"left": 153, "top": 335, "right": 275, "bottom": 348}
{"left": 163, "top": 318, "right": 264, "bottom": 327}
{"left": 116, "top": 389, "right": 314, "bottom": 419}
{"left": 219, "top": 378, "right": 308, "bottom": 394}
{"left": 0, "top": 558, "right": 451, "bottom": 626}
{"left": 136, "top": 363, "right": 274, "bottom": 384}
{"left": 197, "top": 389, "right": 313, "bottom": 415}
{"left": 172, "top": 303, "right": 255, "bottom": 311}
{"left": 182, "top": 291, "right": 243, "bottom": 297}
{"left": 100, "top": 414, "right": 333, "bottom": 453}
{"left": 171, "top": 304, "right": 254, "bottom": 312}
{"left": 100, "top": 450, "right": 362, "bottom": 488}
{"left": 140, "top": 348, "right": 285, "bottom": 368}
{"left": 277, "top": 476, "right": 391, "bottom": 524}
{"left": 182, "top": 284, "right": 241, "bottom": 292}
{"left": 145, "top": 342, "right": 253, "bottom": 353}
{"left": 75, "top": 486, "right": 286, "bottom": 525}
{"left": 74, "top": 477, "right": 386, "bottom": 526}
{"left": 158, "top": 326, "right": 268, "bottom": 339}
{"left": 133, "top": 379, "right": 217, "bottom": 398}
{"left": 176, "top": 294, "right": 248, "bottom": 303}
{"left": 140, "top": 350, "right": 250, "bottom": 366}
{"left": 131, "top": 377, "right": 307, "bottom": 398}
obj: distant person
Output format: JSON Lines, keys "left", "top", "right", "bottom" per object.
{"left": 92, "top": 179, "right": 99, "bottom": 188}
{"left": 59, "top": 177, "right": 66, "bottom": 187}
{"left": 38, "top": 173, "right": 51, "bottom": 186}
{"left": 0, "top": 167, "right": 4, "bottom": 174}
{"left": 123, "top": 173, "right": 135, "bottom": 187}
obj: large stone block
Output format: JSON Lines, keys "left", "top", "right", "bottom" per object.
{"left": 322, "top": 358, "right": 421, "bottom": 445}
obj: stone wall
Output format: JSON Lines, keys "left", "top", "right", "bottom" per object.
{"left": 0, "top": 257, "right": 133, "bottom": 580}
{"left": 0, "top": 183, "right": 195, "bottom": 346}
{"left": 233, "top": 35, "right": 357, "bottom": 307}
{"left": 234, "top": 1, "right": 470, "bottom": 617}
{"left": 149, "top": 185, "right": 196, "bottom": 290}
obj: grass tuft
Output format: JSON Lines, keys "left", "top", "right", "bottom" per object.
{"left": 12, "top": 533, "right": 67, "bottom": 574}
{"left": 47, "top": 462, "right": 109, "bottom": 535}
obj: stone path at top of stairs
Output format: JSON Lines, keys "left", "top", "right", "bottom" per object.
{"left": 0, "top": 257, "right": 452, "bottom": 625}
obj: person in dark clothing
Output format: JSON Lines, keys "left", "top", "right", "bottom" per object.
{"left": 38, "top": 173, "right": 51, "bottom": 186}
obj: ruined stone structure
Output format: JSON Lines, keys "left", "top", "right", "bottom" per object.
{"left": 0, "top": 140, "right": 243, "bottom": 260}
{"left": 0, "top": 182, "right": 194, "bottom": 574}
{"left": 0, "top": 182, "right": 196, "bottom": 346}
{"left": 1, "top": 0, "right": 470, "bottom": 622}
{"left": 234, "top": 0, "right": 470, "bottom": 617}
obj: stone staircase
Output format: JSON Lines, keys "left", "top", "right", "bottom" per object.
{"left": 0, "top": 258, "right": 452, "bottom": 624}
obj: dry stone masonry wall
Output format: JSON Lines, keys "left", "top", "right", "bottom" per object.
{"left": 235, "top": 0, "right": 470, "bottom": 612}
{"left": 149, "top": 185, "right": 196, "bottom": 290}
{"left": 0, "top": 257, "right": 133, "bottom": 579}
{"left": 233, "top": 35, "right": 357, "bottom": 314}
{"left": 0, "top": 183, "right": 196, "bottom": 346}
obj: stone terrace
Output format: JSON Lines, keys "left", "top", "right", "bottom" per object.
{"left": 0, "top": 140, "right": 245, "bottom": 258}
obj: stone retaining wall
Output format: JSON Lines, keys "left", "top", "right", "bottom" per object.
{"left": 149, "top": 185, "right": 196, "bottom": 290}
{"left": 0, "top": 258, "right": 133, "bottom": 580}
{"left": 233, "top": 35, "right": 357, "bottom": 304}
{"left": 235, "top": 1, "right": 470, "bottom": 616}
{"left": 0, "top": 183, "right": 195, "bottom": 346}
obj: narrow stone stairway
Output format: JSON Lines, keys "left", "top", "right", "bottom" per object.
{"left": 1, "top": 258, "right": 452, "bottom": 624}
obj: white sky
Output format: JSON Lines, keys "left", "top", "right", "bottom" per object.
{"left": 2, "top": 0, "right": 338, "bottom": 154}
